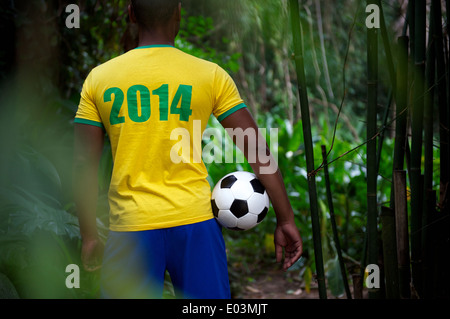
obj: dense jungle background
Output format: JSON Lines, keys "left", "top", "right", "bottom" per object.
{"left": 0, "top": 0, "right": 449, "bottom": 299}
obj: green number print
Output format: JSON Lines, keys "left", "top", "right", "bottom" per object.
{"left": 106, "top": 84, "right": 193, "bottom": 125}
{"left": 105, "top": 87, "right": 125, "bottom": 125}
{"left": 152, "top": 84, "right": 169, "bottom": 121}
{"left": 170, "top": 85, "right": 193, "bottom": 122}
{"left": 127, "top": 85, "right": 151, "bottom": 123}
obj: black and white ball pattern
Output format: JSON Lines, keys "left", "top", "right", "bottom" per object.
{"left": 211, "top": 171, "right": 270, "bottom": 231}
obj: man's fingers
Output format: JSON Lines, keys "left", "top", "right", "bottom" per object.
{"left": 81, "top": 239, "right": 104, "bottom": 272}
{"left": 84, "top": 263, "right": 102, "bottom": 272}
{"left": 282, "top": 253, "right": 294, "bottom": 271}
{"left": 275, "top": 243, "right": 283, "bottom": 263}
{"left": 283, "top": 245, "right": 303, "bottom": 271}
{"left": 82, "top": 253, "right": 102, "bottom": 272}
{"left": 274, "top": 223, "right": 303, "bottom": 270}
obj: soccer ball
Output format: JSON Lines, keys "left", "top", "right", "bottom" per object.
{"left": 211, "top": 171, "right": 270, "bottom": 231}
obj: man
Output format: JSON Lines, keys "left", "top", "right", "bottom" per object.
{"left": 73, "top": 0, "right": 302, "bottom": 299}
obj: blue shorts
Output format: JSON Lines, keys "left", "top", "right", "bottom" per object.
{"left": 100, "top": 218, "right": 230, "bottom": 299}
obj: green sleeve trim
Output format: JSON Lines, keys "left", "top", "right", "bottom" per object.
{"left": 74, "top": 118, "right": 105, "bottom": 129}
{"left": 217, "top": 103, "right": 247, "bottom": 122}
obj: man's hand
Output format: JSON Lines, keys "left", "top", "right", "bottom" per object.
{"left": 81, "top": 238, "right": 104, "bottom": 272}
{"left": 274, "top": 221, "right": 303, "bottom": 271}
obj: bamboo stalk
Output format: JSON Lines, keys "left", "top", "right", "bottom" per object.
{"left": 376, "top": 0, "right": 396, "bottom": 92}
{"left": 321, "top": 145, "right": 352, "bottom": 299}
{"left": 359, "top": 230, "right": 368, "bottom": 285}
{"left": 366, "top": 0, "right": 380, "bottom": 299}
{"left": 387, "top": 39, "right": 410, "bottom": 297}
{"left": 410, "top": 0, "right": 426, "bottom": 297}
{"left": 289, "top": 0, "right": 327, "bottom": 299}
{"left": 431, "top": 0, "right": 450, "bottom": 299}
{"left": 376, "top": 90, "right": 393, "bottom": 174}
{"left": 392, "top": 36, "right": 409, "bottom": 174}
{"left": 424, "top": 0, "right": 437, "bottom": 210}
{"left": 380, "top": 206, "right": 400, "bottom": 299}
{"left": 446, "top": 0, "right": 450, "bottom": 216}
{"left": 437, "top": 0, "right": 450, "bottom": 214}
{"left": 422, "top": 0, "right": 437, "bottom": 299}
{"left": 408, "top": 0, "right": 415, "bottom": 61}
{"left": 393, "top": 170, "right": 411, "bottom": 299}
{"left": 426, "top": 190, "right": 438, "bottom": 298}
{"left": 313, "top": 0, "right": 334, "bottom": 100}
{"left": 422, "top": 188, "right": 437, "bottom": 298}
{"left": 352, "top": 274, "right": 363, "bottom": 299}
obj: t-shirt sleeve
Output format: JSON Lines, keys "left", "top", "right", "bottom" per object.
{"left": 212, "top": 65, "right": 246, "bottom": 122}
{"left": 74, "top": 71, "right": 104, "bottom": 129}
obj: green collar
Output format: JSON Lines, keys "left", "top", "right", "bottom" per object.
{"left": 134, "top": 44, "right": 174, "bottom": 50}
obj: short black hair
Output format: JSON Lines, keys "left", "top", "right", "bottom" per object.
{"left": 131, "top": 0, "right": 180, "bottom": 30}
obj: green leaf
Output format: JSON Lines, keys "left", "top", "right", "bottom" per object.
{"left": 325, "top": 256, "right": 345, "bottom": 298}
{"left": 303, "top": 266, "right": 312, "bottom": 294}
{"left": 0, "top": 234, "right": 29, "bottom": 270}
{"left": 287, "top": 120, "right": 303, "bottom": 153}
{"left": 1, "top": 186, "right": 80, "bottom": 240}
{"left": 16, "top": 145, "right": 62, "bottom": 192}
{"left": 0, "top": 272, "right": 20, "bottom": 299}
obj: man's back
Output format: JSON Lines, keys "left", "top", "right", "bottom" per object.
{"left": 75, "top": 45, "right": 245, "bottom": 231}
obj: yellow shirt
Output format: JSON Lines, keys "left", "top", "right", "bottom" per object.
{"left": 75, "top": 45, "right": 246, "bottom": 231}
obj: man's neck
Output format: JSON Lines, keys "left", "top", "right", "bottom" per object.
{"left": 137, "top": 27, "right": 175, "bottom": 47}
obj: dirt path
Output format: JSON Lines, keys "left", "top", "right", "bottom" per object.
{"left": 230, "top": 261, "right": 324, "bottom": 299}
{"left": 238, "top": 268, "right": 320, "bottom": 299}
{"left": 232, "top": 263, "right": 362, "bottom": 299}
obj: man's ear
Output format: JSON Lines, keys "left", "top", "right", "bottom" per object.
{"left": 128, "top": 4, "right": 137, "bottom": 24}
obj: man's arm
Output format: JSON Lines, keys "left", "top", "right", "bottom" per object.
{"left": 220, "top": 108, "right": 303, "bottom": 271}
{"left": 73, "top": 123, "right": 105, "bottom": 271}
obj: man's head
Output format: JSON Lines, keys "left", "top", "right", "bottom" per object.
{"left": 129, "top": 0, "right": 181, "bottom": 32}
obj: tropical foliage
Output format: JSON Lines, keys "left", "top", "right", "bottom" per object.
{"left": 0, "top": 0, "right": 448, "bottom": 299}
